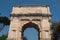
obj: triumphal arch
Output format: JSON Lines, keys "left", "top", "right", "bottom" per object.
{"left": 8, "top": 5, "right": 52, "bottom": 40}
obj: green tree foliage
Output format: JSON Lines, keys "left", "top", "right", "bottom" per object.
{"left": 23, "top": 36, "right": 28, "bottom": 40}
{"left": 0, "top": 16, "right": 10, "bottom": 25}
{"left": 51, "top": 21, "right": 60, "bottom": 40}
{"left": 0, "top": 16, "right": 10, "bottom": 31}
{"left": 0, "top": 34, "right": 8, "bottom": 40}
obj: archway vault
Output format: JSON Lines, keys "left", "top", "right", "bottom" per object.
{"left": 22, "top": 22, "right": 40, "bottom": 32}
{"left": 22, "top": 22, "right": 40, "bottom": 40}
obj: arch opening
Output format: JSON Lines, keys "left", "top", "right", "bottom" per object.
{"left": 22, "top": 22, "right": 40, "bottom": 40}
{"left": 23, "top": 28, "right": 38, "bottom": 40}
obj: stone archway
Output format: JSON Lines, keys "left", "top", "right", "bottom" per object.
{"left": 22, "top": 22, "right": 40, "bottom": 40}
{"left": 7, "top": 5, "right": 52, "bottom": 40}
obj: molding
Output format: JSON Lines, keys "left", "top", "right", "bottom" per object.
{"left": 13, "top": 4, "right": 50, "bottom": 7}
{"left": 10, "top": 13, "right": 52, "bottom": 17}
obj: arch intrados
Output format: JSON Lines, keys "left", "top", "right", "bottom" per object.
{"left": 22, "top": 22, "right": 40, "bottom": 32}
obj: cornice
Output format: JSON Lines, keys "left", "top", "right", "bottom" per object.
{"left": 10, "top": 13, "right": 52, "bottom": 17}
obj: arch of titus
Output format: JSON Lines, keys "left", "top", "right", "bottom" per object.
{"left": 8, "top": 5, "right": 52, "bottom": 40}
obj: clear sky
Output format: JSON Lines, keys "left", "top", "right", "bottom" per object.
{"left": 24, "top": 28, "right": 38, "bottom": 40}
{"left": 0, "top": 0, "right": 60, "bottom": 21}
{"left": 0, "top": 0, "right": 60, "bottom": 40}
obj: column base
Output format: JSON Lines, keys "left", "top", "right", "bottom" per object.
{"left": 7, "top": 38, "right": 22, "bottom": 40}
{"left": 40, "top": 38, "right": 51, "bottom": 40}
{"left": 7, "top": 38, "right": 16, "bottom": 40}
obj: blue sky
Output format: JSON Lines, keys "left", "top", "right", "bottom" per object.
{"left": 24, "top": 28, "right": 38, "bottom": 40}
{"left": 0, "top": 0, "right": 60, "bottom": 21}
{"left": 0, "top": 0, "right": 60, "bottom": 40}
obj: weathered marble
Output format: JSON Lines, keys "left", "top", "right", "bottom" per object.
{"left": 7, "top": 5, "right": 52, "bottom": 40}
